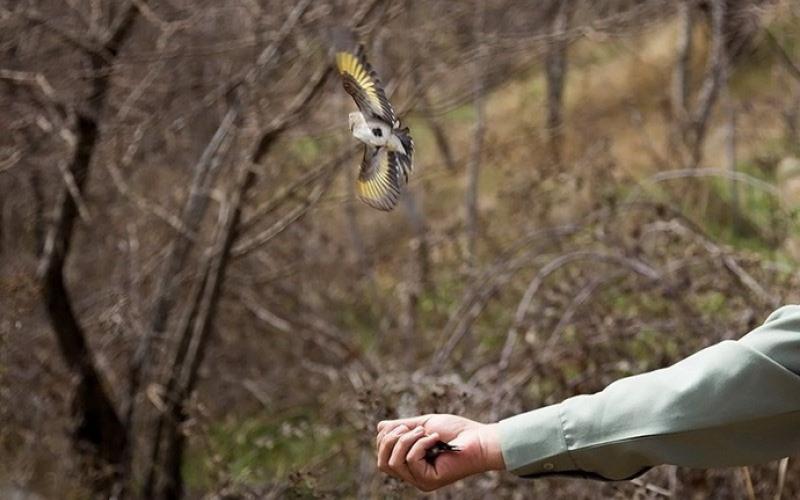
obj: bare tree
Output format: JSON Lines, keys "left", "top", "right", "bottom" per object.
{"left": 671, "top": 0, "right": 739, "bottom": 168}
{"left": 143, "top": 0, "right": 385, "bottom": 495}
{"left": 688, "top": 0, "right": 728, "bottom": 167}
{"left": 2, "top": 2, "right": 798, "bottom": 499}
{"left": 765, "top": 28, "right": 800, "bottom": 146}
{"left": 416, "top": 72, "right": 458, "bottom": 172}
{"left": 725, "top": 92, "right": 739, "bottom": 234}
{"left": 672, "top": 0, "right": 694, "bottom": 124}
{"left": 465, "top": 0, "right": 488, "bottom": 266}
{"left": 544, "top": 0, "right": 573, "bottom": 168}
{"left": 32, "top": 4, "right": 141, "bottom": 494}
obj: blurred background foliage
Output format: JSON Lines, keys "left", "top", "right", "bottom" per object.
{"left": 1, "top": 0, "right": 800, "bottom": 498}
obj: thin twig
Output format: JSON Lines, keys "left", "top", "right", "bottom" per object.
{"left": 240, "top": 144, "right": 359, "bottom": 230}
{"left": 232, "top": 157, "right": 347, "bottom": 257}
{"left": 106, "top": 125, "right": 199, "bottom": 237}
{"left": 499, "top": 251, "right": 660, "bottom": 372}
{"left": 740, "top": 466, "right": 756, "bottom": 500}
{"left": 631, "top": 478, "right": 672, "bottom": 498}
{"left": 765, "top": 29, "right": 800, "bottom": 83}
{"left": 55, "top": 158, "right": 91, "bottom": 223}
{"left": 3, "top": 7, "right": 106, "bottom": 57}
{"left": 775, "top": 457, "right": 789, "bottom": 500}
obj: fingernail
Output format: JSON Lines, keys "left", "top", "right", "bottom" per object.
{"left": 413, "top": 427, "right": 424, "bottom": 434}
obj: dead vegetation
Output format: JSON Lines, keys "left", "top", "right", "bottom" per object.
{"left": 1, "top": 0, "right": 800, "bottom": 498}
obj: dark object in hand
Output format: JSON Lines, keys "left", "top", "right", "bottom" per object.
{"left": 423, "top": 440, "right": 460, "bottom": 466}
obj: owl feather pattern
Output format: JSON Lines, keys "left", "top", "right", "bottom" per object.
{"left": 334, "top": 34, "right": 414, "bottom": 211}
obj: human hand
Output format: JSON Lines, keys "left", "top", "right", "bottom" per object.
{"left": 376, "top": 414, "right": 505, "bottom": 492}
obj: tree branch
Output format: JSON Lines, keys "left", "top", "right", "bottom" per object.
{"left": 35, "top": 2, "right": 143, "bottom": 494}
{"left": 765, "top": 28, "right": 800, "bottom": 84}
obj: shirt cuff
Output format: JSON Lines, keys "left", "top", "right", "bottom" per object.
{"left": 497, "top": 403, "right": 577, "bottom": 477}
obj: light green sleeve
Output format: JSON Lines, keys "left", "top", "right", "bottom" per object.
{"left": 497, "top": 305, "right": 800, "bottom": 480}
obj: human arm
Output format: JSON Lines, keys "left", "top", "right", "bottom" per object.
{"left": 499, "top": 304, "right": 800, "bottom": 479}
{"left": 377, "top": 305, "right": 800, "bottom": 489}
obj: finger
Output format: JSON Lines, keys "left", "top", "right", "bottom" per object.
{"left": 377, "top": 415, "right": 430, "bottom": 434}
{"left": 375, "top": 427, "right": 401, "bottom": 452}
{"left": 388, "top": 426, "right": 425, "bottom": 482}
{"left": 376, "top": 429, "right": 386, "bottom": 450}
{"left": 377, "top": 425, "right": 409, "bottom": 473}
{"left": 377, "top": 415, "right": 430, "bottom": 450}
{"left": 376, "top": 424, "right": 410, "bottom": 450}
{"left": 376, "top": 423, "right": 402, "bottom": 450}
{"left": 406, "top": 432, "right": 442, "bottom": 463}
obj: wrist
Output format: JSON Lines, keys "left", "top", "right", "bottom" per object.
{"left": 479, "top": 423, "right": 506, "bottom": 471}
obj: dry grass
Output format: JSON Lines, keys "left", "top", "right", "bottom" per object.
{"left": 2, "top": 1, "right": 800, "bottom": 498}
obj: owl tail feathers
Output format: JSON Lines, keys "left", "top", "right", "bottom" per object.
{"left": 395, "top": 127, "right": 414, "bottom": 158}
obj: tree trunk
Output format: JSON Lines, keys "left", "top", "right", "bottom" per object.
{"left": 465, "top": 0, "right": 487, "bottom": 265}
{"left": 28, "top": 166, "right": 45, "bottom": 256}
{"left": 672, "top": 0, "right": 693, "bottom": 125}
{"left": 686, "top": 0, "right": 728, "bottom": 168}
{"left": 37, "top": 6, "right": 140, "bottom": 495}
{"left": 544, "top": 0, "right": 572, "bottom": 168}
{"left": 725, "top": 94, "right": 739, "bottom": 235}
{"left": 415, "top": 74, "right": 457, "bottom": 172}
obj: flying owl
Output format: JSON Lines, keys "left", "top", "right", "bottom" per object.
{"left": 335, "top": 41, "right": 414, "bottom": 211}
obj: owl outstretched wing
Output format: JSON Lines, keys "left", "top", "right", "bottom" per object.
{"left": 335, "top": 45, "right": 397, "bottom": 126}
{"left": 356, "top": 145, "right": 412, "bottom": 211}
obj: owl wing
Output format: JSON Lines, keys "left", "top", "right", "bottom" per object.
{"left": 356, "top": 145, "right": 410, "bottom": 211}
{"left": 335, "top": 45, "right": 397, "bottom": 126}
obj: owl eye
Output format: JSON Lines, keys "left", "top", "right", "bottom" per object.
{"left": 372, "top": 128, "right": 383, "bottom": 137}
